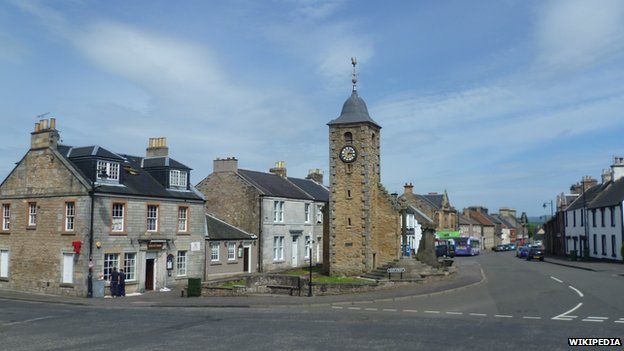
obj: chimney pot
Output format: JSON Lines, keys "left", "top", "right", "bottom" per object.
{"left": 146, "top": 137, "right": 169, "bottom": 158}
{"left": 269, "top": 161, "right": 287, "bottom": 178}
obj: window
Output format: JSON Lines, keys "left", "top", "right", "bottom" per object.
{"left": 227, "top": 243, "right": 236, "bottom": 261}
{"left": 0, "top": 250, "right": 8, "bottom": 278}
{"left": 147, "top": 205, "right": 159, "bottom": 232}
{"left": 65, "top": 202, "right": 75, "bottom": 232}
{"left": 564, "top": 212, "right": 568, "bottom": 227}
{"left": 316, "top": 237, "right": 321, "bottom": 263}
{"left": 62, "top": 253, "right": 74, "bottom": 284}
{"left": 611, "top": 207, "right": 616, "bottom": 227}
{"left": 28, "top": 202, "right": 37, "bottom": 226}
{"left": 316, "top": 205, "right": 323, "bottom": 224}
{"left": 573, "top": 210, "right": 576, "bottom": 227}
{"left": 580, "top": 209, "right": 584, "bottom": 226}
{"left": 273, "top": 236, "right": 284, "bottom": 261}
{"left": 96, "top": 160, "right": 120, "bottom": 182}
{"left": 344, "top": 132, "right": 353, "bottom": 144}
{"left": 178, "top": 207, "right": 188, "bottom": 232}
{"left": 103, "top": 253, "right": 119, "bottom": 281}
{"left": 177, "top": 251, "right": 187, "bottom": 276}
{"left": 600, "top": 208, "right": 605, "bottom": 227}
{"left": 304, "top": 236, "right": 311, "bottom": 259}
{"left": 112, "top": 203, "right": 125, "bottom": 232}
{"left": 170, "top": 170, "right": 188, "bottom": 187}
{"left": 124, "top": 253, "right": 136, "bottom": 281}
{"left": 612, "top": 236, "right": 617, "bottom": 257}
{"left": 273, "top": 201, "right": 284, "bottom": 222}
{"left": 601, "top": 235, "right": 606, "bottom": 255}
{"left": 593, "top": 234, "right": 597, "bottom": 254}
{"left": 592, "top": 209, "right": 596, "bottom": 227}
{"left": 2, "top": 204, "right": 9, "bottom": 231}
{"left": 305, "top": 204, "right": 310, "bottom": 223}
{"left": 210, "top": 243, "right": 220, "bottom": 262}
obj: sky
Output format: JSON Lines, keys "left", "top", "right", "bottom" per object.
{"left": 2, "top": 0, "right": 624, "bottom": 217}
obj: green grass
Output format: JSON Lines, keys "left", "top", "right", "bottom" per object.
{"left": 280, "top": 266, "right": 372, "bottom": 285}
{"left": 216, "top": 279, "right": 246, "bottom": 289}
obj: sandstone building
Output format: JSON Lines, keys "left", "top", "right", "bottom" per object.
{"left": 399, "top": 183, "right": 458, "bottom": 234}
{"left": 0, "top": 120, "right": 205, "bottom": 297}
{"left": 326, "top": 88, "right": 401, "bottom": 276}
{"left": 196, "top": 159, "right": 328, "bottom": 273}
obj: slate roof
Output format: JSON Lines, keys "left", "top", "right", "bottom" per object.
{"left": 205, "top": 214, "right": 257, "bottom": 241}
{"left": 422, "top": 193, "right": 444, "bottom": 209}
{"left": 458, "top": 213, "right": 479, "bottom": 226}
{"left": 492, "top": 214, "right": 515, "bottom": 229}
{"left": 566, "top": 184, "right": 605, "bottom": 211}
{"left": 588, "top": 177, "right": 624, "bottom": 209}
{"left": 143, "top": 157, "right": 191, "bottom": 170}
{"left": 466, "top": 210, "right": 495, "bottom": 226}
{"left": 407, "top": 205, "right": 434, "bottom": 225}
{"left": 57, "top": 144, "right": 203, "bottom": 201}
{"left": 238, "top": 169, "right": 314, "bottom": 200}
{"left": 327, "top": 91, "right": 381, "bottom": 128}
{"left": 288, "top": 177, "right": 329, "bottom": 202}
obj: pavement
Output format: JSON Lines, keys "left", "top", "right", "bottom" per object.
{"left": 0, "top": 258, "right": 484, "bottom": 309}
{"left": 544, "top": 255, "right": 624, "bottom": 273}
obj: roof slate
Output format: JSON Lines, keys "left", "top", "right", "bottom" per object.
{"left": 588, "top": 177, "right": 624, "bottom": 209}
{"left": 238, "top": 169, "right": 313, "bottom": 200}
{"left": 287, "top": 177, "right": 329, "bottom": 202}
{"left": 206, "top": 214, "right": 256, "bottom": 241}
{"left": 143, "top": 157, "right": 191, "bottom": 170}
{"left": 327, "top": 91, "right": 381, "bottom": 128}
{"left": 566, "top": 184, "right": 605, "bottom": 211}
{"left": 422, "top": 194, "right": 444, "bottom": 209}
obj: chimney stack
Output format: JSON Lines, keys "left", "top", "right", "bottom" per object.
{"left": 611, "top": 156, "right": 624, "bottom": 181}
{"left": 403, "top": 182, "right": 413, "bottom": 194}
{"left": 306, "top": 169, "right": 324, "bottom": 184}
{"left": 146, "top": 137, "right": 168, "bottom": 158}
{"left": 602, "top": 168, "right": 613, "bottom": 184}
{"left": 213, "top": 157, "right": 238, "bottom": 173}
{"left": 31, "top": 118, "right": 59, "bottom": 150}
{"left": 269, "top": 161, "right": 287, "bottom": 178}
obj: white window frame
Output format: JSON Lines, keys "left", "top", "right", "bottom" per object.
{"left": 273, "top": 236, "right": 284, "bottom": 261}
{"left": 210, "top": 243, "right": 220, "bottom": 262}
{"left": 103, "top": 253, "right": 119, "bottom": 281}
{"left": 65, "top": 202, "right": 75, "bottom": 232}
{"left": 28, "top": 202, "right": 37, "bottom": 226}
{"left": 170, "top": 170, "right": 188, "bottom": 187}
{"left": 124, "top": 252, "right": 136, "bottom": 281}
{"left": 178, "top": 207, "right": 188, "bottom": 232}
{"left": 227, "top": 242, "right": 236, "bottom": 261}
{"left": 112, "top": 203, "right": 125, "bottom": 232}
{"left": 0, "top": 249, "right": 9, "bottom": 278}
{"left": 147, "top": 205, "right": 158, "bottom": 232}
{"left": 62, "top": 253, "right": 74, "bottom": 284}
{"left": 304, "top": 236, "right": 311, "bottom": 259}
{"left": 305, "top": 204, "right": 310, "bottom": 223}
{"left": 177, "top": 251, "right": 187, "bottom": 276}
{"left": 2, "top": 204, "right": 9, "bottom": 231}
{"left": 273, "top": 201, "right": 284, "bottom": 222}
{"left": 96, "top": 160, "right": 120, "bottom": 182}
{"left": 316, "top": 205, "right": 323, "bottom": 224}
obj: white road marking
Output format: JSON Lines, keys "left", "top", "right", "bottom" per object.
{"left": 614, "top": 319, "right": 624, "bottom": 324}
{"left": 347, "top": 307, "right": 361, "bottom": 310}
{"left": 586, "top": 316, "right": 608, "bottom": 319}
{"left": 364, "top": 308, "right": 378, "bottom": 311}
{"left": 494, "top": 314, "right": 513, "bottom": 318}
{"left": 552, "top": 302, "right": 583, "bottom": 320}
{"left": 523, "top": 316, "right": 542, "bottom": 320}
{"left": 332, "top": 306, "right": 343, "bottom": 309}
{"left": 424, "top": 310, "right": 440, "bottom": 314}
{"left": 382, "top": 308, "right": 397, "bottom": 312}
{"left": 445, "top": 312, "right": 463, "bottom": 315}
{"left": 582, "top": 318, "right": 604, "bottom": 322}
{"left": 568, "top": 285, "right": 584, "bottom": 298}
{"left": 550, "top": 276, "right": 563, "bottom": 283}
{"left": 469, "top": 313, "right": 487, "bottom": 317}
{"left": 3, "top": 316, "right": 54, "bottom": 326}
{"left": 403, "top": 309, "right": 418, "bottom": 313}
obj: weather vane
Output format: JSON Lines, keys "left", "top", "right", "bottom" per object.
{"left": 351, "top": 57, "right": 358, "bottom": 92}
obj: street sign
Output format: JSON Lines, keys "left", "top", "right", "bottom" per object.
{"left": 387, "top": 267, "right": 406, "bottom": 273}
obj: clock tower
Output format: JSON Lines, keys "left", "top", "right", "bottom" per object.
{"left": 325, "top": 60, "right": 400, "bottom": 276}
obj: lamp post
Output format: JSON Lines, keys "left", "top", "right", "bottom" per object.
{"left": 542, "top": 201, "right": 553, "bottom": 219}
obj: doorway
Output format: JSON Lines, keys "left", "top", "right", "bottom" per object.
{"left": 243, "top": 247, "right": 250, "bottom": 273}
{"left": 291, "top": 236, "right": 298, "bottom": 267}
{"left": 145, "top": 258, "right": 154, "bottom": 290}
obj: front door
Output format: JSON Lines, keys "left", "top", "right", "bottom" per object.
{"left": 243, "top": 247, "right": 250, "bottom": 273}
{"left": 145, "top": 258, "right": 154, "bottom": 290}
{"left": 291, "top": 237, "right": 298, "bottom": 267}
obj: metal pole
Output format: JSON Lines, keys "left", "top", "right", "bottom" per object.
{"left": 308, "top": 244, "right": 313, "bottom": 297}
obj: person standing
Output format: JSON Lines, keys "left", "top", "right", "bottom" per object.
{"left": 110, "top": 267, "right": 119, "bottom": 298}
{"left": 118, "top": 268, "right": 126, "bottom": 297}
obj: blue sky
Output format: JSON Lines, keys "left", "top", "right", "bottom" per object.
{"left": 2, "top": 0, "right": 624, "bottom": 217}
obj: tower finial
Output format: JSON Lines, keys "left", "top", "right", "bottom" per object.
{"left": 351, "top": 57, "right": 358, "bottom": 92}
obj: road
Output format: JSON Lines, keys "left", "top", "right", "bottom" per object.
{"left": 0, "top": 253, "right": 622, "bottom": 350}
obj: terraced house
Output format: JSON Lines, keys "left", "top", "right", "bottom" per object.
{"left": 0, "top": 120, "right": 205, "bottom": 297}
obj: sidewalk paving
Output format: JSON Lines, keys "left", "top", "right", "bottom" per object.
{"left": 0, "top": 260, "right": 484, "bottom": 309}
{"left": 544, "top": 255, "right": 624, "bottom": 273}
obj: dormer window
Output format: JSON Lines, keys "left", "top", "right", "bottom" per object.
{"left": 96, "top": 160, "right": 120, "bottom": 182}
{"left": 170, "top": 170, "right": 187, "bottom": 188}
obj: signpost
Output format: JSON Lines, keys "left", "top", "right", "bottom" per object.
{"left": 387, "top": 267, "right": 405, "bottom": 280}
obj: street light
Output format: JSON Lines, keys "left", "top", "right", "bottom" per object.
{"left": 542, "top": 200, "right": 553, "bottom": 219}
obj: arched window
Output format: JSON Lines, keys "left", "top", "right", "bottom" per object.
{"left": 371, "top": 133, "right": 376, "bottom": 144}
{"left": 344, "top": 132, "right": 353, "bottom": 144}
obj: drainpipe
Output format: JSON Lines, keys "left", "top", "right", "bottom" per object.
{"left": 87, "top": 187, "right": 95, "bottom": 298}
{"left": 258, "top": 195, "right": 263, "bottom": 273}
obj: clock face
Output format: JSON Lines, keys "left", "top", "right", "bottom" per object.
{"left": 339, "top": 145, "right": 357, "bottom": 163}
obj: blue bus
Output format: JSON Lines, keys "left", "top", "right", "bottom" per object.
{"left": 453, "top": 237, "right": 480, "bottom": 256}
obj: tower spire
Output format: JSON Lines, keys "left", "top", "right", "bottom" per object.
{"left": 351, "top": 57, "right": 358, "bottom": 92}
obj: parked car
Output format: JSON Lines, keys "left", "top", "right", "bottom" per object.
{"left": 495, "top": 244, "right": 506, "bottom": 252}
{"left": 508, "top": 243, "right": 517, "bottom": 250}
{"left": 527, "top": 246, "right": 544, "bottom": 261}
{"left": 516, "top": 244, "right": 530, "bottom": 258}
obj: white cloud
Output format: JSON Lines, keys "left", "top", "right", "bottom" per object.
{"left": 535, "top": 0, "right": 624, "bottom": 70}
